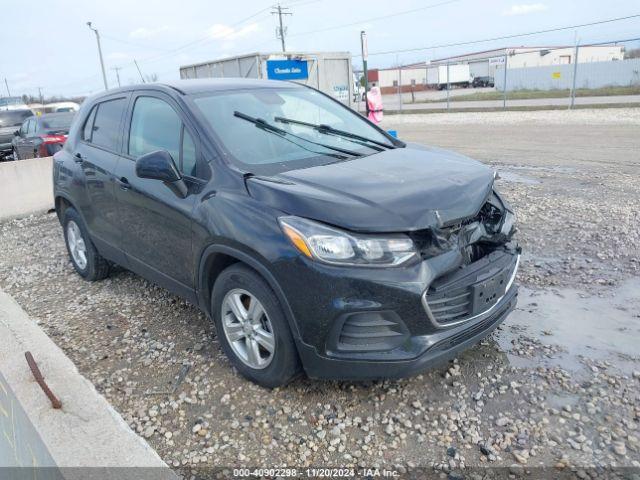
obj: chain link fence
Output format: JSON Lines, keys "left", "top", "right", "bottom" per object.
{"left": 360, "top": 37, "right": 640, "bottom": 113}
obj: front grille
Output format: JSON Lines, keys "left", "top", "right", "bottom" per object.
{"left": 423, "top": 250, "right": 519, "bottom": 328}
{"left": 429, "top": 301, "right": 512, "bottom": 353}
{"left": 425, "top": 286, "right": 472, "bottom": 325}
{"left": 334, "top": 312, "right": 408, "bottom": 352}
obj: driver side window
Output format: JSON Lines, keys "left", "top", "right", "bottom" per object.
{"left": 20, "top": 119, "right": 31, "bottom": 136}
{"left": 129, "top": 96, "right": 198, "bottom": 177}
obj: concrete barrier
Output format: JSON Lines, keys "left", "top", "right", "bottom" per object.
{"left": 0, "top": 288, "right": 177, "bottom": 479}
{"left": 0, "top": 157, "right": 54, "bottom": 220}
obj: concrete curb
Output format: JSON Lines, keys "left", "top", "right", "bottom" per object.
{"left": 0, "top": 288, "right": 176, "bottom": 479}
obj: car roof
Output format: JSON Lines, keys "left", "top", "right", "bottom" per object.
{"left": 38, "top": 112, "right": 76, "bottom": 120}
{"left": 86, "top": 78, "right": 302, "bottom": 102}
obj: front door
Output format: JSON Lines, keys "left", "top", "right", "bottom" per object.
{"left": 113, "top": 92, "right": 199, "bottom": 298}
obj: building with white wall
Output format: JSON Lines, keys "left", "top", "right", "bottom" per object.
{"left": 369, "top": 44, "right": 625, "bottom": 92}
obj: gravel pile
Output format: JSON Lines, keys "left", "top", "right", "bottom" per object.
{"left": 1, "top": 114, "right": 639, "bottom": 476}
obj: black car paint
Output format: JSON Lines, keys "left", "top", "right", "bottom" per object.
{"left": 53, "top": 79, "right": 518, "bottom": 380}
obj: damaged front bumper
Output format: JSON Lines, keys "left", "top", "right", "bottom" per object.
{"left": 274, "top": 189, "right": 520, "bottom": 380}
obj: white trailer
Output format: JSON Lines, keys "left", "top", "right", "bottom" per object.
{"left": 427, "top": 64, "right": 473, "bottom": 90}
{"left": 179, "top": 52, "right": 354, "bottom": 107}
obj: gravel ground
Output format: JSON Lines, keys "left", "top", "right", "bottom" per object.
{"left": 1, "top": 108, "right": 639, "bottom": 477}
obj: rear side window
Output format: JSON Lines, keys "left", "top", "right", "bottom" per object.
{"left": 27, "top": 119, "right": 37, "bottom": 135}
{"left": 89, "top": 98, "right": 126, "bottom": 151}
{"left": 82, "top": 107, "right": 97, "bottom": 141}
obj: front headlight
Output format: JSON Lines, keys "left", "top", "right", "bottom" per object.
{"left": 279, "top": 216, "right": 417, "bottom": 267}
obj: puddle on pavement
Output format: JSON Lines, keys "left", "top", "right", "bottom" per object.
{"left": 497, "top": 278, "right": 640, "bottom": 374}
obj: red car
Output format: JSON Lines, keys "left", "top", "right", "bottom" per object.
{"left": 12, "top": 112, "right": 75, "bottom": 159}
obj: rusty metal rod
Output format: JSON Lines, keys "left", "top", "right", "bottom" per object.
{"left": 25, "top": 351, "right": 62, "bottom": 409}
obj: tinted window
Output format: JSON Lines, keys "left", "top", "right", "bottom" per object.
{"left": 129, "top": 97, "right": 181, "bottom": 163}
{"left": 41, "top": 114, "right": 75, "bottom": 131}
{"left": 20, "top": 119, "right": 30, "bottom": 135}
{"left": 27, "top": 119, "right": 37, "bottom": 135}
{"left": 82, "top": 107, "right": 97, "bottom": 142}
{"left": 91, "top": 98, "right": 126, "bottom": 151}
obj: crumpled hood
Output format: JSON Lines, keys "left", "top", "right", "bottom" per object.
{"left": 246, "top": 144, "right": 495, "bottom": 232}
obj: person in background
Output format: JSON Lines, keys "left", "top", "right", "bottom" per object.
{"left": 366, "top": 86, "right": 383, "bottom": 124}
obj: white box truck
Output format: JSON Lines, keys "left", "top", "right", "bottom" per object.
{"left": 427, "top": 64, "right": 472, "bottom": 90}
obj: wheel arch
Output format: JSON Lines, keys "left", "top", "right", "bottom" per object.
{"left": 197, "top": 243, "right": 302, "bottom": 343}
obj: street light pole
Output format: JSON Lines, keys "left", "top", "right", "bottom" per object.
{"left": 87, "top": 22, "right": 108, "bottom": 90}
{"left": 360, "top": 31, "right": 369, "bottom": 116}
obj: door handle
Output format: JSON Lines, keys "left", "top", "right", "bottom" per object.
{"left": 117, "top": 177, "right": 131, "bottom": 190}
{"left": 74, "top": 152, "right": 84, "bottom": 164}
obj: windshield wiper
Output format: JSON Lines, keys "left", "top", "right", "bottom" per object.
{"left": 233, "top": 111, "right": 363, "bottom": 158}
{"left": 274, "top": 116, "right": 396, "bottom": 151}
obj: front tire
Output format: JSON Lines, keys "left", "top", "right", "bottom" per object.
{"left": 212, "top": 264, "right": 300, "bottom": 388}
{"left": 62, "top": 207, "right": 110, "bottom": 281}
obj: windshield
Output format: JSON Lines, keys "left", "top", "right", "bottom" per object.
{"left": 41, "top": 114, "right": 75, "bottom": 130}
{"left": 192, "top": 87, "right": 393, "bottom": 173}
{"left": 0, "top": 110, "right": 32, "bottom": 127}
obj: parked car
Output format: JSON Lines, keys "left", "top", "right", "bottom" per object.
{"left": 12, "top": 112, "right": 75, "bottom": 159}
{"left": 472, "top": 76, "right": 495, "bottom": 88}
{"left": 44, "top": 102, "right": 80, "bottom": 113}
{"left": 53, "top": 79, "right": 519, "bottom": 387}
{"left": 0, "top": 109, "right": 32, "bottom": 160}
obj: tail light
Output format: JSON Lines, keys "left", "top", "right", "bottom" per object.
{"left": 38, "top": 135, "right": 67, "bottom": 157}
{"left": 41, "top": 135, "right": 67, "bottom": 144}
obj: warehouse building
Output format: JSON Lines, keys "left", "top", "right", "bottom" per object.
{"left": 369, "top": 44, "right": 625, "bottom": 93}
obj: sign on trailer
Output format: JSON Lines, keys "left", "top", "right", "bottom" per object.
{"left": 266, "top": 60, "right": 309, "bottom": 80}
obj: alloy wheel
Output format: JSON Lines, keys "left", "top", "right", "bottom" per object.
{"left": 66, "top": 220, "right": 88, "bottom": 270}
{"left": 221, "top": 289, "right": 275, "bottom": 369}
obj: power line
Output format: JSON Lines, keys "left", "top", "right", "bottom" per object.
{"left": 114, "top": 6, "right": 273, "bottom": 69}
{"left": 354, "top": 13, "right": 640, "bottom": 57}
{"left": 288, "top": 0, "right": 461, "bottom": 38}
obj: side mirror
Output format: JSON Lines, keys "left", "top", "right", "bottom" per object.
{"left": 14, "top": 130, "right": 20, "bottom": 136}
{"left": 135, "top": 150, "right": 188, "bottom": 197}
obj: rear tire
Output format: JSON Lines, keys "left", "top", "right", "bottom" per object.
{"left": 212, "top": 264, "right": 301, "bottom": 388}
{"left": 62, "top": 207, "right": 110, "bottom": 281}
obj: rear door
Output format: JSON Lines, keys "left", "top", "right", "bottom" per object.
{"left": 73, "top": 95, "right": 129, "bottom": 263}
{"left": 113, "top": 91, "right": 202, "bottom": 299}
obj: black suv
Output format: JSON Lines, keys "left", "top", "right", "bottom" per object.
{"left": 53, "top": 79, "right": 519, "bottom": 387}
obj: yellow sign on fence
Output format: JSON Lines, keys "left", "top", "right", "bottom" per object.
{"left": 552, "top": 72, "right": 562, "bottom": 79}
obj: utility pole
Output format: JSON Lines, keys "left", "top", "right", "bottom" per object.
{"left": 38, "top": 87, "right": 44, "bottom": 105}
{"left": 112, "top": 67, "right": 122, "bottom": 87}
{"left": 502, "top": 52, "right": 508, "bottom": 109}
{"left": 361, "top": 31, "right": 369, "bottom": 116}
{"left": 271, "top": 3, "right": 292, "bottom": 53}
{"left": 87, "top": 22, "right": 108, "bottom": 90}
{"left": 4, "top": 78, "right": 11, "bottom": 96}
{"left": 569, "top": 33, "right": 580, "bottom": 109}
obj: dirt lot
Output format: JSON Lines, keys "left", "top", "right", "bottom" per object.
{"left": 1, "top": 108, "right": 639, "bottom": 477}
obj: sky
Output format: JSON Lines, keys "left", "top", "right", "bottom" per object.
{"left": 1, "top": 0, "right": 639, "bottom": 98}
